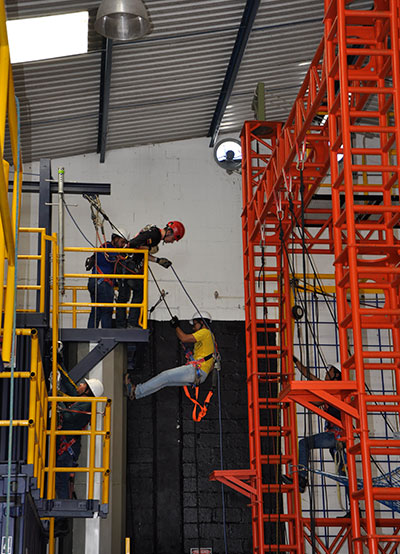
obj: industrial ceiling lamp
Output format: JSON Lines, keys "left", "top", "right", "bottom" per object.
{"left": 213, "top": 138, "right": 242, "bottom": 174}
{"left": 95, "top": 0, "right": 151, "bottom": 41}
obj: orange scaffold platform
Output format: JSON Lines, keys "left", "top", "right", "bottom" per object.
{"left": 210, "top": 1, "right": 400, "bottom": 552}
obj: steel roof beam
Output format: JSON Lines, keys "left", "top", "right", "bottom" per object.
{"left": 8, "top": 181, "right": 111, "bottom": 195}
{"left": 97, "top": 38, "right": 113, "bottom": 163}
{"left": 207, "top": 0, "right": 260, "bottom": 147}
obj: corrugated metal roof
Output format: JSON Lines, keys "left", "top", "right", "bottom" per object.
{"left": 4, "top": 0, "right": 372, "bottom": 163}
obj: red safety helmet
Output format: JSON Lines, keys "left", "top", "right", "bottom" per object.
{"left": 166, "top": 220, "right": 185, "bottom": 241}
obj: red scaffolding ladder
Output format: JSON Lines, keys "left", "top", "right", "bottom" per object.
{"left": 210, "top": 1, "right": 400, "bottom": 553}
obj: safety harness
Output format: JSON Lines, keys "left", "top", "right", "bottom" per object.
{"left": 56, "top": 406, "right": 91, "bottom": 457}
{"left": 182, "top": 345, "right": 219, "bottom": 423}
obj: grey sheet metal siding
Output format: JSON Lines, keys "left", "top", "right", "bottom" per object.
{"left": 4, "top": 0, "right": 372, "bottom": 162}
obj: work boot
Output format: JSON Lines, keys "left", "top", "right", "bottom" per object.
{"left": 281, "top": 474, "right": 307, "bottom": 493}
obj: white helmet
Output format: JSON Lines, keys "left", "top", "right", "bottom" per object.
{"left": 190, "top": 311, "right": 212, "bottom": 325}
{"left": 85, "top": 378, "right": 104, "bottom": 397}
{"left": 327, "top": 363, "right": 341, "bottom": 379}
{"left": 111, "top": 227, "right": 129, "bottom": 240}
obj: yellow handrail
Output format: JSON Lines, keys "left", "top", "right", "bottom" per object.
{"left": 61, "top": 245, "right": 149, "bottom": 329}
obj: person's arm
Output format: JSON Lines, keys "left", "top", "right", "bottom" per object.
{"left": 128, "top": 228, "right": 161, "bottom": 249}
{"left": 170, "top": 316, "right": 196, "bottom": 343}
{"left": 293, "top": 355, "right": 320, "bottom": 381}
{"left": 60, "top": 401, "right": 91, "bottom": 428}
{"left": 58, "top": 368, "right": 79, "bottom": 396}
{"left": 175, "top": 326, "right": 196, "bottom": 343}
{"left": 149, "top": 254, "right": 171, "bottom": 268}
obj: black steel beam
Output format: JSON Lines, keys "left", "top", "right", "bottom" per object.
{"left": 69, "top": 338, "right": 118, "bottom": 383}
{"left": 97, "top": 38, "right": 113, "bottom": 163}
{"left": 36, "top": 498, "right": 101, "bottom": 518}
{"left": 8, "top": 180, "right": 111, "bottom": 195}
{"left": 15, "top": 313, "right": 47, "bottom": 328}
{"left": 60, "top": 328, "right": 149, "bottom": 343}
{"left": 37, "top": 159, "right": 51, "bottom": 318}
{"left": 207, "top": 0, "right": 260, "bottom": 147}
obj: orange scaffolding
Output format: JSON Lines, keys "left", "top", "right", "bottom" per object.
{"left": 210, "top": 1, "right": 400, "bottom": 552}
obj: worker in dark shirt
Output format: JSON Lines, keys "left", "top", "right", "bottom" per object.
{"left": 55, "top": 372, "right": 104, "bottom": 499}
{"left": 116, "top": 221, "right": 185, "bottom": 328}
{"left": 87, "top": 229, "right": 127, "bottom": 328}
{"left": 282, "top": 359, "right": 344, "bottom": 494}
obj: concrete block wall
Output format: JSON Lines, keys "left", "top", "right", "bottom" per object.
{"left": 126, "top": 320, "right": 252, "bottom": 554}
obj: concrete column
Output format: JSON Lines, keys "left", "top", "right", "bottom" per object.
{"left": 67, "top": 342, "right": 127, "bottom": 554}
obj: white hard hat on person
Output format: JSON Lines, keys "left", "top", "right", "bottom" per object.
{"left": 111, "top": 227, "right": 129, "bottom": 240}
{"left": 190, "top": 311, "right": 212, "bottom": 325}
{"left": 85, "top": 378, "right": 104, "bottom": 397}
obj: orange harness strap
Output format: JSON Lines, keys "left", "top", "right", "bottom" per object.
{"left": 183, "top": 385, "right": 213, "bottom": 423}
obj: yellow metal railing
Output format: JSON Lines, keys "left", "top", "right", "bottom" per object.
{"left": 0, "top": 0, "right": 23, "bottom": 362}
{"left": 2, "top": 228, "right": 53, "bottom": 314}
{"left": 0, "top": 4, "right": 112, "bottom": 551}
{"left": 3, "top": 237, "right": 150, "bottom": 329}
{"left": 0, "top": 232, "right": 112, "bottom": 554}
{"left": 45, "top": 395, "right": 112, "bottom": 503}
{"left": 0, "top": 332, "right": 112, "bottom": 506}
{"left": 62, "top": 245, "right": 149, "bottom": 329}
{"left": 0, "top": 331, "right": 48, "bottom": 494}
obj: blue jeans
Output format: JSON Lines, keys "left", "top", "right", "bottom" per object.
{"left": 299, "top": 431, "right": 348, "bottom": 497}
{"left": 299, "top": 431, "right": 337, "bottom": 478}
{"left": 56, "top": 449, "right": 78, "bottom": 499}
{"left": 87, "top": 279, "right": 114, "bottom": 328}
{"left": 135, "top": 364, "right": 208, "bottom": 399}
{"left": 116, "top": 279, "right": 143, "bottom": 328}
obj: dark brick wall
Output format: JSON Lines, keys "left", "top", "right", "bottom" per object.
{"left": 126, "top": 320, "right": 252, "bottom": 554}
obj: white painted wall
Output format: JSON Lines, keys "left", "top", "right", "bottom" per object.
{"left": 19, "top": 136, "right": 245, "bottom": 325}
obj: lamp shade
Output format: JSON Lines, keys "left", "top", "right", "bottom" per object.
{"left": 95, "top": 0, "right": 151, "bottom": 41}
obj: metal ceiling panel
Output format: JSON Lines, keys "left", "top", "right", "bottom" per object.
{"left": 4, "top": 0, "right": 373, "bottom": 163}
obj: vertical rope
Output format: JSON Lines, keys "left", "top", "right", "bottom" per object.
{"left": 5, "top": 95, "right": 21, "bottom": 542}
{"left": 216, "top": 369, "right": 229, "bottom": 554}
{"left": 299, "top": 166, "right": 317, "bottom": 553}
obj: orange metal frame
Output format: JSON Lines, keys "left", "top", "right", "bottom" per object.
{"left": 210, "top": 1, "right": 400, "bottom": 552}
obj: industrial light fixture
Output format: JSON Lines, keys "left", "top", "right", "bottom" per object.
{"left": 95, "top": 0, "right": 151, "bottom": 40}
{"left": 213, "top": 138, "right": 242, "bottom": 174}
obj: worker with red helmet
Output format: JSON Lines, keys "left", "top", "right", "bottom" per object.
{"left": 116, "top": 221, "right": 185, "bottom": 329}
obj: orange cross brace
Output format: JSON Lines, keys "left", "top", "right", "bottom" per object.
{"left": 209, "top": 469, "right": 258, "bottom": 499}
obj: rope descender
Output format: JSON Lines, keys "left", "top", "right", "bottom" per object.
{"left": 295, "top": 140, "right": 307, "bottom": 171}
{"left": 273, "top": 188, "right": 283, "bottom": 221}
{"left": 282, "top": 167, "right": 293, "bottom": 195}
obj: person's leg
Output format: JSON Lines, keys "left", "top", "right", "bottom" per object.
{"left": 87, "top": 279, "right": 98, "bottom": 328}
{"left": 98, "top": 281, "right": 114, "bottom": 328}
{"left": 56, "top": 451, "right": 75, "bottom": 498}
{"left": 298, "top": 431, "right": 337, "bottom": 481}
{"left": 116, "top": 280, "right": 130, "bottom": 328}
{"left": 127, "top": 279, "right": 143, "bottom": 327}
{"left": 135, "top": 365, "right": 207, "bottom": 399}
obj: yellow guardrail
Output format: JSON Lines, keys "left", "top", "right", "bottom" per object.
{"left": 0, "top": 0, "right": 23, "bottom": 362}
{"left": 45, "top": 395, "right": 112, "bottom": 503}
{"left": 2, "top": 234, "right": 150, "bottom": 329}
{"left": 0, "top": 331, "right": 48, "bottom": 495}
{"left": 62, "top": 245, "right": 149, "bottom": 329}
{"left": 0, "top": 4, "right": 113, "bottom": 552}
{"left": 0, "top": 333, "right": 112, "bottom": 507}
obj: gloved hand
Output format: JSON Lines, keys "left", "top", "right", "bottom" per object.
{"left": 170, "top": 316, "right": 180, "bottom": 328}
{"left": 157, "top": 257, "right": 172, "bottom": 269}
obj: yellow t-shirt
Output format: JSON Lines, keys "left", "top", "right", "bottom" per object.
{"left": 192, "top": 328, "right": 215, "bottom": 375}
